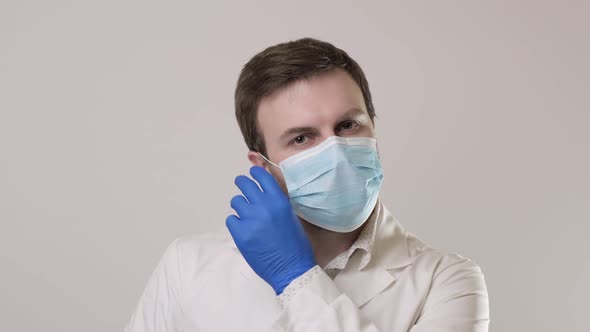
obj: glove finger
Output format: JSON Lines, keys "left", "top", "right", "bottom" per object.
{"left": 235, "top": 175, "right": 263, "bottom": 204}
{"left": 225, "top": 214, "right": 241, "bottom": 234}
{"left": 230, "top": 195, "right": 252, "bottom": 218}
{"left": 249, "top": 166, "right": 284, "bottom": 196}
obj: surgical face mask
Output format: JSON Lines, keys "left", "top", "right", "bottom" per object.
{"left": 260, "top": 136, "right": 384, "bottom": 233}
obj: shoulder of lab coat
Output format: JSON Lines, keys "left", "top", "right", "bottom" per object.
{"left": 124, "top": 229, "right": 237, "bottom": 332}
{"left": 271, "top": 206, "right": 490, "bottom": 332}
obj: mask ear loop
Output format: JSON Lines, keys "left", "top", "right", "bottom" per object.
{"left": 258, "top": 152, "right": 280, "bottom": 169}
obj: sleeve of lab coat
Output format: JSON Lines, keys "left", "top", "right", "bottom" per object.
{"left": 124, "top": 239, "right": 185, "bottom": 332}
{"left": 410, "top": 255, "right": 490, "bottom": 332}
{"left": 272, "top": 266, "right": 380, "bottom": 332}
{"left": 271, "top": 255, "right": 489, "bottom": 332}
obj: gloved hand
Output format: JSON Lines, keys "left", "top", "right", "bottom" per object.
{"left": 226, "top": 166, "right": 317, "bottom": 295}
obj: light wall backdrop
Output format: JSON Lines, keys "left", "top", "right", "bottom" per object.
{"left": 1, "top": 1, "right": 588, "bottom": 331}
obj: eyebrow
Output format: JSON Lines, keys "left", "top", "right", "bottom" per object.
{"left": 279, "top": 126, "right": 320, "bottom": 142}
{"left": 278, "top": 107, "right": 367, "bottom": 142}
{"left": 337, "top": 107, "right": 366, "bottom": 122}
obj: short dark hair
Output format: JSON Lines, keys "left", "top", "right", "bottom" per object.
{"left": 234, "top": 37, "right": 375, "bottom": 156}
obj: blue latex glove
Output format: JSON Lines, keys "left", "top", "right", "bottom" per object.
{"left": 226, "top": 166, "right": 317, "bottom": 295}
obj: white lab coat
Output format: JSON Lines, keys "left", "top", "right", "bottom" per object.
{"left": 125, "top": 202, "right": 489, "bottom": 331}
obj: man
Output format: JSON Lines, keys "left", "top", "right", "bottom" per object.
{"left": 125, "top": 38, "right": 490, "bottom": 332}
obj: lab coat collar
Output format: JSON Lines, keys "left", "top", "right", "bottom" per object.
{"left": 369, "top": 201, "right": 414, "bottom": 270}
{"left": 227, "top": 199, "right": 415, "bottom": 271}
{"left": 227, "top": 199, "right": 416, "bottom": 307}
{"left": 331, "top": 201, "right": 415, "bottom": 307}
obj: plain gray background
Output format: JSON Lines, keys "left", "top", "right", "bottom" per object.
{"left": 1, "top": 1, "right": 588, "bottom": 331}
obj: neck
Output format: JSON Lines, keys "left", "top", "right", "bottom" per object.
{"left": 301, "top": 219, "right": 367, "bottom": 268}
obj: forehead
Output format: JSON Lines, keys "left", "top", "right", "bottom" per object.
{"left": 256, "top": 69, "right": 367, "bottom": 140}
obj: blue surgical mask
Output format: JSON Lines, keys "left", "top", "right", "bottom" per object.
{"left": 260, "top": 136, "right": 384, "bottom": 232}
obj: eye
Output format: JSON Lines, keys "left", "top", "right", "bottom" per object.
{"left": 338, "top": 120, "right": 360, "bottom": 131}
{"left": 291, "top": 135, "right": 307, "bottom": 145}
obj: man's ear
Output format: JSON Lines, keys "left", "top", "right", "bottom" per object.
{"left": 248, "top": 151, "right": 268, "bottom": 169}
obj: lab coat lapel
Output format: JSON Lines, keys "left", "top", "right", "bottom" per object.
{"left": 333, "top": 254, "right": 395, "bottom": 307}
{"left": 333, "top": 206, "right": 414, "bottom": 307}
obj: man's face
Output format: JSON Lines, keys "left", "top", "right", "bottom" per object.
{"left": 248, "top": 68, "right": 376, "bottom": 193}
